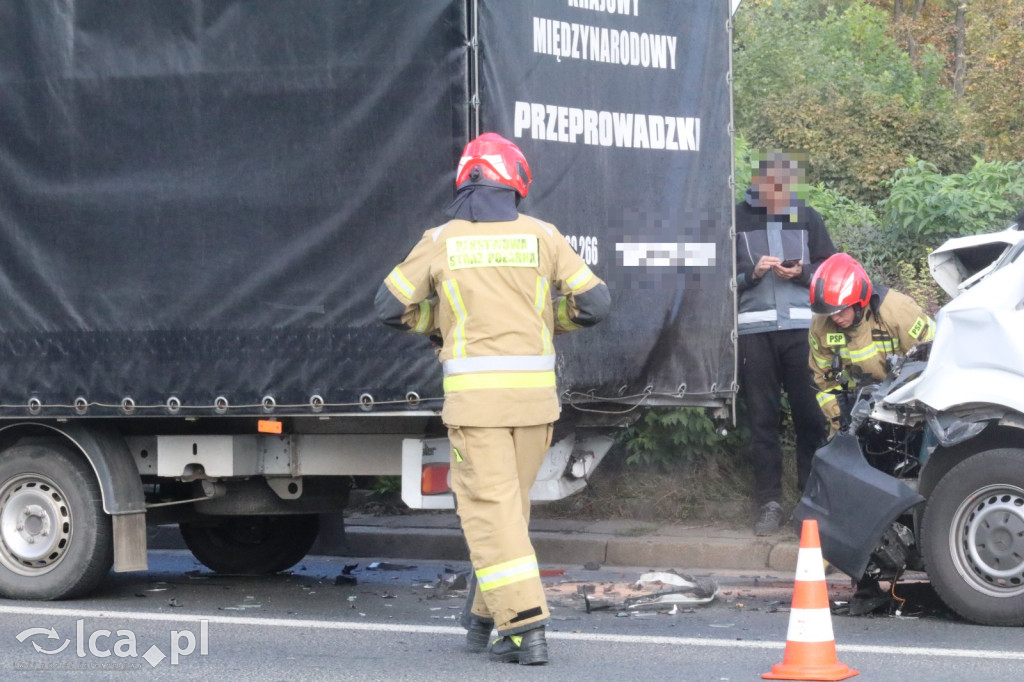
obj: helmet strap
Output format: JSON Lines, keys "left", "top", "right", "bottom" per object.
{"left": 851, "top": 304, "right": 865, "bottom": 327}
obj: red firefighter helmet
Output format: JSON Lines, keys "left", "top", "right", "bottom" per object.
{"left": 810, "top": 253, "right": 873, "bottom": 315}
{"left": 455, "top": 133, "right": 531, "bottom": 198}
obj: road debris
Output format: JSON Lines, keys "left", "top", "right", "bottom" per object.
{"left": 334, "top": 563, "right": 359, "bottom": 586}
{"left": 220, "top": 596, "right": 263, "bottom": 611}
{"left": 367, "top": 562, "right": 417, "bottom": 571}
{"left": 423, "top": 569, "right": 470, "bottom": 599}
{"left": 572, "top": 570, "right": 719, "bottom": 613}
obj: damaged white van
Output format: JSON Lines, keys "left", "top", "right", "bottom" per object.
{"left": 796, "top": 212, "right": 1024, "bottom": 626}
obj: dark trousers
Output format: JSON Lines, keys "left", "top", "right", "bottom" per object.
{"left": 738, "top": 329, "right": 826, "bottom": 506}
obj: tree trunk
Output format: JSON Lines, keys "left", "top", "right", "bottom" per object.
{"left": 953, "top": 1, "right": 967, "bottom": 100}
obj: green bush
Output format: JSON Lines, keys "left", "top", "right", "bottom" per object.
{"left": 733, "top": 134, "right": 753, "bottom": 203}
{"left": 884, "top": 157, "right": 1024, "bottom": 247}
{"left": 619, "top": 407, "right": 748, "bottom": 470}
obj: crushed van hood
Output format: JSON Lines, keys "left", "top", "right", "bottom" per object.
{"left": 885, "top": 227, "right": 1024, "bottom": 416}
{"left": 928, "top": 226, "right": 1023, "bottom": 298}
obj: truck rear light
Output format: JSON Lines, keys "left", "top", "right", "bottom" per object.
{"left": 421, "top": 462, "right": 451, "bottom": 495}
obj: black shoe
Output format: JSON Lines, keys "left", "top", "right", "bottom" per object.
{"left": 465, "top": 615, "right": 494, "bottom": 653}
{"left": 754, "top": 501, "right": 784, "bottom": 536}
{"left": 489, "top": 627, "right": 548, "bottom": 665}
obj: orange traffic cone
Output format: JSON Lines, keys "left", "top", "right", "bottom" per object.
{"left": 762, "top": 519, "right": 858, "bottom": 681}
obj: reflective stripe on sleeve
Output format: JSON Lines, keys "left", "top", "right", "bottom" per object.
{"left": 387, "top": 267, "right": 415, "bottom": 299}
{"left": 557, "top": 297, "right": 581, "bottom": 330}
{"left": 811, "top": 352, "right": 831, "bottom": 370}
{"left": 476, "top": 555, "right": 541, "bottom": 592}
{"left": 816, "top": 391, "right": 837, "bottom": 408}
{"left": 443, "top": 355, "right": 556, "bottom": 377}
{"left": 566, "top": 265, "right": 594, "bottom": 292}
{"left": 443, "top": 371, "right": 556, "bottom": 393}
{"left": 412, "top": 300, "right": 431, "bottom": 334}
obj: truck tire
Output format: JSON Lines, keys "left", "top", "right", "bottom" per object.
{"left": 179, "top": 514, "right": 319, "bottom": 575}
{"left": 0, "top": 444, "right": 114, "bottom": 600}
{"left": 921, "top": 448, "right": 1024, "bottom": 625}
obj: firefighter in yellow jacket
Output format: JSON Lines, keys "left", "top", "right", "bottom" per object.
{"left": 808, "top": 253, "right": 935, "bottom": 435}
{"left": 375, "top": 133, "right": 610, "bottom": 665}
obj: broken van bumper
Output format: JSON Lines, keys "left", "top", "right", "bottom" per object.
{"left": 793, "top": 431, "right": 924, "bottom": 579}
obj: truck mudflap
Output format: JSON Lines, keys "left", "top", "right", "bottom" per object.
{"left": 793, "top": 432, "right": 924, "bottom": 579}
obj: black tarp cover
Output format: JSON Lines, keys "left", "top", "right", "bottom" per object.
{"left": 477, "top": 0, "right": 736, "bottom": 409}
{"left": 0, "top": 0, "right": 735, "bottom": 418}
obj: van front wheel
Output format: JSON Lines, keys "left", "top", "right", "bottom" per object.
{"left": 921, "top": 448, "right": 1024, "bottom": 626}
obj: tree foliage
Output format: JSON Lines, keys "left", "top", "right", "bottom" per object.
{"left": 960, "top": 0, "right": 1024, "bottom": 160}
{"left": 859, "top": 0, "right": 1024, "bottom": 160}
{"left": 733, "top": 0, "right": 984, "bottom": 204}
{"left": 884, "top": 157, "right": 1024, "bottom": 243}
{"left": 630, "top": 1, "right": 1023, "bottom": 471}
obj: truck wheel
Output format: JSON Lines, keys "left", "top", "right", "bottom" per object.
{"left": 179, "top": 514, "right": 319, "bottom": 574}
{"left": 0, "top": 444, "right": 113, "bottom": 600}
{"left": 921, "top": 448, "right": 1024, "bottom": 625}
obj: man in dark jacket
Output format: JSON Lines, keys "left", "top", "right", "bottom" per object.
{"left": 735, "top": 151, "right": 835, "bottom": 535}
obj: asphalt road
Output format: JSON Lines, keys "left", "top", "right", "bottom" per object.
{"left": 2, "top": 551, "right": 1024, "bottom": 680}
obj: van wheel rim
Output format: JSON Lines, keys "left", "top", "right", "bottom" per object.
{"left": 0, "top": 474, "right": 73, "bottom": 576}
{"left": 952, "top": 484, "right": 1024, "bottom": 597}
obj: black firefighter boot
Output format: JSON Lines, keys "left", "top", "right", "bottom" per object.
{"left": 489, "top": 627, "right": 548, "bottom": 665}
{"left": 460, "top": 572, "right": 494, "bottom": 652}
{"left": 464, "top": 614, "right": 495, "bottom": 653}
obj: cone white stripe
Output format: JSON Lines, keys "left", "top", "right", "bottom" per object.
{"left": 794, "top": 547, "right": 826, "bottom": 582}
{"left": 785, "top": 607, "right": 836, "bottom": 642}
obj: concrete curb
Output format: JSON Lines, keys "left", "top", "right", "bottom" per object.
{"left": 150, "top": 512, "right": 801, "bottom": 573}
{"left": 341, "top": 515, "right": 801, "bottom": 572}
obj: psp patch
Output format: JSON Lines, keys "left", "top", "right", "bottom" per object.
{"left": 825, "top": 333, "right": 846, "bottom": 347}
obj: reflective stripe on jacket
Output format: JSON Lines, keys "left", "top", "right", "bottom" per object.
{"left": 735, "top": 198, "right": 834, "bottom": 335}
{"left": 380, "top": 214, "right": 608, "bottom": 427}
{"left": 809, "top": 288, "right": 935, "bottom": 428}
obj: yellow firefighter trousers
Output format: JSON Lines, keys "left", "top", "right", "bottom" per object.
{"left": 448, "top": 423, "right": 553, "bottom": 635}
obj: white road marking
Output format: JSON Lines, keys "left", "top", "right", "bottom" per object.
{"left": 1, "top": 605, "right": 1022, "bottom": 660}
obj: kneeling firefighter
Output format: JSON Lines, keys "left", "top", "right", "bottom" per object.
{"left": 808, "top": 253, "right": 935, "bottom": 435}
{"left": 375, "top": 133, "right": 611, "bottom": 665}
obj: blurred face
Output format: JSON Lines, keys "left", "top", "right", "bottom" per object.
{"left": 830, "top": 307, "right": 856, "bottom": 329}
{"left": 752, "top": 160, "right": 802, "bottom": 212}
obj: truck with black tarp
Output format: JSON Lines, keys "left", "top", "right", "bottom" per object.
{"left": 0, "top": 0, "right": 736, "bottom": 599}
